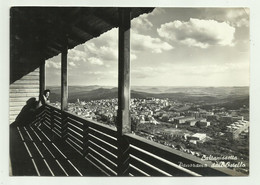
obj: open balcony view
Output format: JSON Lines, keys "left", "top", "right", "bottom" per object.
{"left": 9, "top": 7, "right": 249, "bottom": 177}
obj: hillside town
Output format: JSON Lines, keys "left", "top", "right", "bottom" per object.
{"left": 51, "top": 96, "right": 249, "bottom": 174}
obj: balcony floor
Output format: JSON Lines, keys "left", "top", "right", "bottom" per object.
{"left": 10, "top": 122, "right": 105, "bottom": 176}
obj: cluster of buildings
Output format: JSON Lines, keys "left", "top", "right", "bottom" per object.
{"left": 50, "top": 96, "right": 249, "bottom": 175}
{"left": 186, "top": 133, "right": 207, "bottom": 144}
{"left": 66, "top": 99, "right": 118, "bottom": 125}
{"left": 159, "top": 129, "right": 207, "bottom": 144}
{"left": 52, "top": 97, "right": 249, "bottom": 143}
{"left": 226, "top": 120, "right": 249, "bottom": 139}
{"left": 130, "top": 98, "right": 169, "bottom": 125}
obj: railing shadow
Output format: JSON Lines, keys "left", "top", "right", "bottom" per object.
{"left": 9, "top": 97, "right": 46, "bottom": 176}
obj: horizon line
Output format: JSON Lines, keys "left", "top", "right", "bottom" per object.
{"left": 46, "top": 85, "right": 250, "bottom": 87}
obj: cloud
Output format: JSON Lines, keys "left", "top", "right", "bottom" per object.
{"left": 68, "top": 27, "right": 172, "bottom": 68}
{"left": 84, "top": 71, "right": 102, "bottom": 75}
{"left": 67, "top": 49, "right": 87, "bottom": 67}
{"left": 132, "top": 14, "right": 153, "bottom": 32}
{"left": 226, "top": 8, "right": 249, "bottom": 27}
{"left": 67, "top": 29, "right": 118, "bottom": 67}
{"left": 157, "top": 18, "right": 236, "bottom": 48}
{"left": 131, "top": 8, "right": 165, "bottom": 33}
{"left": 131, "top": 66, "right": 167, "bottom": 79}
{"left": 168, "top": 62, "right": 248, "bottom": 76}
{"left": 84, "top": 28, "right": 118, "bottom": 61}
{"left": 132, "top": 31, "right": 174, "bottom": 53}
{"left": 84, "top": 28, "right": 137, "bottom": 61}
{"left": 69, "top": 62, "right": 76, "bottom": 67}
{"left": 88, "top": 57, "right": 104, "bottom": 65}
{"left": 45, "top": 60, "right": 61, "bottom": 69}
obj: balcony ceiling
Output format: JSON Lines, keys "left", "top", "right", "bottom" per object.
{"left": 10, "top": 7, "right": 154, "bottom": 83}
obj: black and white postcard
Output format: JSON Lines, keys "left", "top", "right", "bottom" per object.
{"left": 1, "top": 0, "right": 260, "bottom": 185}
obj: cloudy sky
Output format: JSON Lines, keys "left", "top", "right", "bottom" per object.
{"left": 46, "top": 8, "right": 250, "bottom": 87}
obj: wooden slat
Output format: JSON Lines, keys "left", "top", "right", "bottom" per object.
{"left": 67, "top": 117, "right": 83, "bottom": 129}
{"left": 86, "top": 154, "right": 114, "bottom": 176}
{"left": 10, "top": 84, "right": 39, "bottom": 89}
{"left": 53, "top": 127, "right": 62, "bottom": 134}
{"left": 53, "top": 123, "right": 62, "bottom": 131}
{"left": 45, "top": 105, "right": 51, "bottom": 111}
{"left": 64, "top": 111, "right": 84, "bottom": 122}
{"left": 129, "top": 165, "right": 149, "bottom": 176}
{"left": 67, "top": 128, "right": 84, "bottom": 142}
{"left": 87, "top": 120, "right": 117, "bottom": 137}
{"left": 53, "top": 114, "right": 61, "bottom": 121}
{"left": 125, "top": 134, "right": 238, "bottom": 176}
{"left": 53, "top": 110, "right": 62, "bottom": 116}
{"left": 9, "top": 93, "right": 39, "bottom": 97}
{"left": 88, "top": 147, "right": 117, "bottom": 174}
{"left": 45, "top": 115, "right": 51, "bottom": 122}
{"left": 129, "top": 155, "right": 163, "bottom": 176}
{"left": 10, "top": 126, "right": 38, "bottom": 176}
{"left": 12, "top": 80, "right": 39, "bottom": 85}
{"left": 9, "top": 102, "right": 27, "bottom": 107}
{"left": 53, "top": 122, "right": 62, "bottom": 130}
{"left": 18, "top": 75, "right": 39, "bottom": 80}
{"left": 53, "top": 118, "right": 62, "bottom": 126}
{"left": 10, "top": 89, "right": 40, "bottom": 93}
{"left": 67, "top": 123, "right": 84, "bottom": 135}
{"left": 129, "top": 146, "right": 193, "bottom": 176}
{"left": 9, "top": 111, "right": 22, "bottom": 116}
{"left": 53, "top": 107, "right": 62, "bottom": 113}
{"left": 9, "top": 67, "right": 40, "bottom": 124}
{"left": 87, "top": 134, "right": 118, "bottom": 155}
{"left": 64, "top": 110, "right": 117, "bottom": 137}
{"left": 46, "top": 104, "right": 60, "bottom": 113}
{"left": 26, "top": 126, "right": 67, "bottom": 176}
{"left": 67, "top": 133, "right": 84, "bottom": 147}
{"left": 44, "top": 112, "right": 51, "bottom": 120}
{"left": 43, "top": 120, "right": 51, "bottom": 127}
{"left": 9, "top": 97, "right": 38, "bottom": 102}
{"left": 67, "top": 132, "right": 83, "bottom": 144}
{"left": 19, "top": 127, "right": 53, "bottom": 176}
{"left": 34, "top": 126, "right": 83, "bottom": 176}
{"left": 66, "top": 137, "right": 83, "bottom": 153}
{"left": 43, "top": 122, "right": 52, "bottom": 130}
{"left": 88, "top": 127, "right": 117, "bottom": 147}
{"left": 9, "top": 106, "right": 22, "bottom": 111}
{"left": 88, "top": 140, "right": 117, "bottom": 164}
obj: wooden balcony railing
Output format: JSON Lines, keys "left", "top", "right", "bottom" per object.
{"left": 41, "top": 104, "right": 245, "bottom": 176}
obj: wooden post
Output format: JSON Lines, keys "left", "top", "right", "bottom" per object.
{"left": 39, "top": 60, "right": 45, "bottom": 95}
{"left": 61, "top": 37, "right": 68, "bottom": 111}
{"left": 117, "top": 8, "right": 131, "bottom": 176}
{"left": 117, "top": 8, "right": 131, "bottom": 135}
{"left": 61, "top": 36, "right": 68, "bottom": 139}
{"left": 38, "top": 59, "right": 46, "bottom": 125}
{"left": 83, "top": 122, "right": 89, "bottom": 158}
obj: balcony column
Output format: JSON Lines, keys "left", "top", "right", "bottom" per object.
{"left": 61, "top": 35, "right": 68, "bottom": 111}
{"left": 118, "top": 8, "right": 131, "bottom": 135}
{"left": 38, "top": 57, "right": 46, "bottom": 126}
{"left": 117, "top": 8, "right": 131, "bottom": 176}
{"left": 61, "top": 35, "right": 69, "bottom": 139}
{"left": 39, "top": 59, "right": 45, "bottom": 95}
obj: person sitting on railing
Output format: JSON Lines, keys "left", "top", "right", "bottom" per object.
{"left": 38, "top": 89, "right": 51, "bottom": 108}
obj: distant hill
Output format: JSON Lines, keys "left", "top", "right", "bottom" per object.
{"left": 46, "top": 85, "right": 249, "bottom": 108}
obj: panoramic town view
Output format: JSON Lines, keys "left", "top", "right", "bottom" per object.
{"left": 45, "top": 8, "right": 249, "bottom": 175}
{"left": 48, "top": 86, "right": 249, "bottom": 174}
